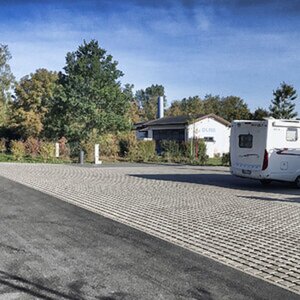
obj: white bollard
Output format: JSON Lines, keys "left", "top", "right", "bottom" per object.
{"left": 94, "top": 144, "right": 102, "bottom": 165}
{"left": 80, "top": 150, "right": 84, "bottom": 164}
{"left": 55, "top": 143, "right": 60, "bottom": 158}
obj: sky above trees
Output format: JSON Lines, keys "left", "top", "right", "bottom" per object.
{"left": 1, "top": 0, "right": 300, "bottom": 111}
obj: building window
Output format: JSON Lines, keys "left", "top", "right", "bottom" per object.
{"left": 239, "top": 134, "right": 253, "bottom": 148}
{"left": 139, "top": 131, "right": 148, "bottom": 138}
{"left": 152, "top": 129, "right": 185, "bottom": 141}
{"left": 204, "top": 137, "right": 214, "bottom": 142}
{"left": 286, "top": 128, "right": 298, "bottom": 141}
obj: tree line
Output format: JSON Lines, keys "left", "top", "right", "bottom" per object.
{"left": 0, "top": 40, "right": 298, "bottom": 144}
{"left": 131, "top": 85, "right": 297, "bottom": 123}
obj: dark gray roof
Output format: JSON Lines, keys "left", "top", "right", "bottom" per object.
{"left": 135, "top": 114, "right": 230, "bottom": 129}
{"left": 145, "top": 115, "right": 204, "bottom": 126}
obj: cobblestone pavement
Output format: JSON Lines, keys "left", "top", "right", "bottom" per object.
{"left": 0, "top": 163, "right": 299, "bottom": 296}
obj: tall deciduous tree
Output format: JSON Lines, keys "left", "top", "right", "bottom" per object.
{"left": 165, "top": 100, "right": 183, "bottom": 116}
{"left": 251, "top": 107, "right": 270, "bottom": 120}
{"left": 202, "top": 95, "right": 222, "bottom": 115}
{"left": 220, "top": 96, "right": 250, "bottom": 122}
{"left": 45, "top": 40, "right": 131, "bottom": 141}
{"left": 8, "top": 69, "right": 58, "bottom": 138}
{"left": 123, "top": 83, "right": 141, "bottom": 124}
{"left": 0, "top": 44, "right": 15, "bottom": 104}
{"left": 0, "top": 44, "right": 15, "bottom": 126}
{"left": 136, "top": 84, "right": 165, "bottom": 120}
{"left": 166, "top": 96, "right": 203, "bottom": 116}
{"left": 269, "top": 82, "right": 297, "bottom": 119}
{"left": 181, "top": 96, "right": 203, "bottom": 115}
{"left": 166, "top": 94, "right": 250, "bottom": 122}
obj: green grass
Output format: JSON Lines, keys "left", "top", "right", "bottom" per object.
{"left": 0, "top": 153, "right": 71, "bottom": 164}
{"left": 0, "top": 153, "right": 15, "bottom": 162}
{"left": 206, "top": 157, "right": 223, "bottom": 166}
{"left": 0, "top": 153, "right": 229, "bottom": 167}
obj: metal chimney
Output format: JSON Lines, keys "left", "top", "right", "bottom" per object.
{"left": 157, "top": 96, "right": 164, "bottom": 119}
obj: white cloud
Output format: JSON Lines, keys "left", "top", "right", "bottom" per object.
{"left": 194, "top": 9, "right": 211, "bottom": 31}
{"left": 1, "top": 1, "right": 300, "bottom": 112}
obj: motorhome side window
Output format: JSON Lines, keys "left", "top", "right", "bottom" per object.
{"left": 286, "top": 128, "right": 298, "bottom": 142}
{"left": 238, "top": 134, "right": 253, "bottom": 148}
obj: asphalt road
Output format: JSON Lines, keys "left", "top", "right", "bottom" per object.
{"left": 0, "top": 176, "right": 299, "bottom": 300}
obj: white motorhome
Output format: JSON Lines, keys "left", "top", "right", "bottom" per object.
{"left": 230, "top": 118, "right": 300, "bottom": 187}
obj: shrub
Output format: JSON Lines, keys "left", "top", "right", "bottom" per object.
{"left": 160, "top": 140, "right": 195, "bottom": 163}
{"left": 161, "top": 140, "right": 182, "bottom": 159}
{"left": 24, "top": 137, "right": 40, "bottom": 157}
{"left": 0, "top": 138, "right": 6, "bottom": 153}
{"left": 195, "top": 139, "right": 208, "bottom": 165}
{"left": 58, "top": 137, "right": 70, "bottom": 159}
{"left": 118, "top": 132, "right": 137, "bottom": 157}
{"left": 68, "top": 141, "right": 81, "bottom": 160}
{"left": 221, "top": 152, "right": 231, "bottom": 166}
{"left": 129, "top": 140, "right": 156, "bottom": 162}
{"left": 39, "top": 142, "right": 55, "bottom": 162}
{"left": 186, "top": 139, "right": 208, "bottom": 165}
{"left": 99, "top": 134, "right": 119, "bottom": 158}
{"left": 80, "top": 140, "right": 94, "bottom": 162}
{"left": 179, "top": 141, "right": 193, "bottom": 160}
{"left": 11, "top": 140, "right": 25, "bottom": 161}
{"left": 79, "top": 133, "right": 119, "bottom": 162}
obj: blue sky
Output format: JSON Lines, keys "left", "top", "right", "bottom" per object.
{"left": 1, "top": 0, "right": 300, "bottom": 111}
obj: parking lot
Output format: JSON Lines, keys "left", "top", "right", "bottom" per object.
{"left": 0, "top": 163, "right": 299, "bottom": 296}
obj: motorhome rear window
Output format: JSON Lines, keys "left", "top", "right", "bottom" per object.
{"left": 286, "top": 128, "right": 298, "bottom": 141}
{"left": 239, "top": 134, "right": 253, "bottom": 148}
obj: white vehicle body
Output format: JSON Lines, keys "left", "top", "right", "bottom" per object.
{"left": 230, "top": 119, "right": 300, "bottom": 183}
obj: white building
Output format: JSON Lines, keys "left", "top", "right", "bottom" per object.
{"left": 135, "top": 113, "right": 230, "bottom": 157}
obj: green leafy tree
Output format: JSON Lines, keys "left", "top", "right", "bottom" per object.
{"left": 202, "top": 95, "right": 222, "bottom": 115}
{"left": 180, "top": 96, "right": 203, "bottom": 115}
{"left": 8, "top": 69, "right": 58, "bottom": 138}
{"left": 0, "top": 44, "right": 15, "bottom": 104}
{"left": 8, "top": 109, "right": 43, "bottom": 139}
{"left": 136, "top": 84, "right": 165, "bottom": 120}
{"left": 166, "top": 96, "right": 203, "bottom": 116}
{"left": 165, "top": 100, "right": 182, "bottom": 116}
{"left": 220, "top": 96, "right": 250, "bottom": 122}
{"left": 0, "top": 101, "right": 6, "bottom": 126}
{"left": 123, "top": 83, "right": 141, "bottom": 124}
{"left": 167, "top": 94, "right": 222, "bottom": 117}
{"left": 0, "top": 44, "right": 15, "bottom": 126}
{"left": 123, "top": 83, "right": 134, "bottom": 99}
{"left": 45, "top": 40, "right": 131, "bottom": 141}
{"left": 269, "top": 82, "right": 297, "bottom": 119}
{"left": 251, "top": 107, "right": 270, "bottom": 120}
{"left": 166, "top": 94, "right": 249, "bottom": 122}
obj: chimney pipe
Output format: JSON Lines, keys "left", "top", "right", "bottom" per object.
{"left": 157, "top": 96, "right": 164, "bottom": 119}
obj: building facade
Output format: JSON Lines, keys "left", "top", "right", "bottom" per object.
{"left": 135, "top": 114, "right": 230, "bottom": 158}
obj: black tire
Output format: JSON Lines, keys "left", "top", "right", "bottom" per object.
{"left": 295, "top": 176, "right": 300, "bottom": 189}
{"left": 260, "top": 179, "right": 271, "bottom": 186}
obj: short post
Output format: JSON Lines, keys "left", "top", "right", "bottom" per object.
{"left": 94, "top": 144, "right": 102, "bottom": 165}
{"left": 55, "top": 143, "right": 60, "bottom": 158}
{"left": 79, "top": 150, "right": 84, "bottom": 164}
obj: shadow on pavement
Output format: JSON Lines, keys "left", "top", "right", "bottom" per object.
{"left": 237, "top": 195, "right": 300, "bottom": 204}
{"left": 0, "top": 270, "right": 85, "bottom": 300}
{"left": 130, "top": 173, "right": 300, "bottom": 197}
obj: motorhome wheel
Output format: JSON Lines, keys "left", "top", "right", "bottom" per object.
{"left": 295, "top": 176, "right": 300, "bottom": 188}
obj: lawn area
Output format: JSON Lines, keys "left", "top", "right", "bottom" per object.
{"left": 0, "top": 153, "right": 71, "bottom": 164}
{"left": 0, "top": 153, "right": 228, "bottom": 166}
{"left": 207, "top": 157, "right": 223, "bottom": 166}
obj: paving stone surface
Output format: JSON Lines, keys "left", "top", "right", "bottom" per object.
{"left": 0, "top": 163, "right": 299, "bottom": 295}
